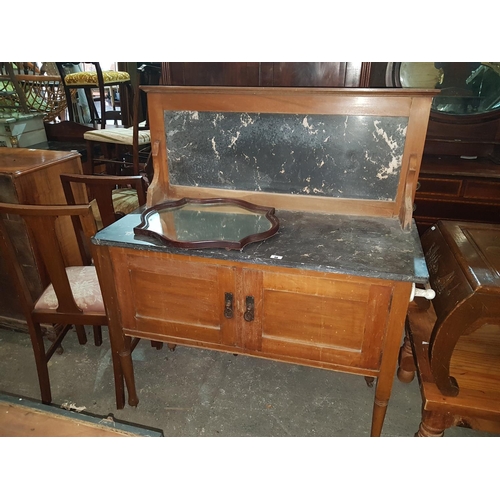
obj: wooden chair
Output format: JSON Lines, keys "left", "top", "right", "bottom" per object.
{"left": 398, "top": 220, "right": 500, "bottom": 436}
{"left": 56, "top": 62, "right": 132, "bottom": 129}
{"left": 82, "top": 75, "right": 151, "bottom": 177}
{"left": 60, "top": 173, "right": 163, "bottom": 353}
{"left": 0, "top": 202, "right": 127, "bottom": 408}
{"left": 60, "top": 173, "right": 147, "bottom": 230}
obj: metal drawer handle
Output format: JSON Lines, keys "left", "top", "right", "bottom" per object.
{"left": 243, "top": 296, "right": 254, "bottom": 322}
{"left": 224, "top": 292, "right": 234, "bottom": 319}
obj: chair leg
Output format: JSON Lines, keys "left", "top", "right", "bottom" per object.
{"left": 93, "top": 325, "right": 103, "bottom": 346}
{"left": 29, "top": 321, "right": 52, "bottom": 404}
{"left": 85, "top": 141, "right": 95, "bottom": 175}
{"left": 83, "top": 88, "right": 99, "bottom": 127}
{"left": 150, "top": 341, "right": 163, "bottom": 350}
{"left": 75, "top": 324, "right": 88, "bottom": 345}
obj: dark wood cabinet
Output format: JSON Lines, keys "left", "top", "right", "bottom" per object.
{"left": 161, "top": 62, "right": 371, "bottom": 88}
{"left": 371, "top": 62, "right": 500, "bottom": 232}
{"left": 414, "top": 154, "right": 500, "bottom": 234}
{"left": 414, "top": 109, "right": 500, "bottom": 234}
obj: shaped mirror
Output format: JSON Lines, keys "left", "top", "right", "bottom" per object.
{"left": 134, "top": 197, "right": 280, "bottom": 250}
{"left": 386, "top": 62, "right": 500, "bottom": 116}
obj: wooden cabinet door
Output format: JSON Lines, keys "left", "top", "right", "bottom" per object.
{"left": 110, "top": 248, "right": 237, "bottom": 347}
{"left": 249, "top": 270, "right": 394, "bottom": 370}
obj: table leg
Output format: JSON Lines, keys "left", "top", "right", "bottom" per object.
{"left": 397, "top": 322, "right": 416, "bottom": 383}
{"left": 416, "top": 409, "right": 454, "bottom": 437}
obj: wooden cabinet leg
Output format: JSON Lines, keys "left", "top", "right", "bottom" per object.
{"left": 371, "top": 395, "right": 388, "bottom": 437}
{"left": 110, "top": 345, "right": 125, "bottom": 410}
{"left": 397, "top": 325, "right": 416, "bottom": 383}
{"left": 119, "top": 351, "right": 138, "bottom": 407}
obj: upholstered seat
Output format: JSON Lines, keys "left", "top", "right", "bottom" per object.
{"left": 64, "top": 70, "right": 130, "bottom": 87}
{"left": 83, "top": 123, "right": 150, "bottom": 146}
{"left": 34, "top": 266, "right": 104, "bottom": 313}
{"left": 56, "top": 62, "right": 133, "bottom": 129}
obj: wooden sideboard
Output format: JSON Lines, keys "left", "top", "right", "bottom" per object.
{"left": 0, "top": 149, "right": 85, "bottom": 331}
{"left": 92, "top": 86, "right": 437, "bottom": 436}
{"left": 414, "top": 154, "right": 500, "bottom": 234}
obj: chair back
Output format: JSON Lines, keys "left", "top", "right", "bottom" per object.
{"left": 61, "top": 173, "right": 147, "bottom": 229}
{"left": 0, "top": 202, "right": 97, "bottom": 318}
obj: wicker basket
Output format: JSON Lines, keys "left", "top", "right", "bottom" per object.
{"left": 0, "top": 75, "right": 70, "bottom": 122}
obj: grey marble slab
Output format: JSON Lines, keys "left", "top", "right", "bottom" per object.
{"left": 165, "top": 111, "right": 408, "bottom": 202}
{"left": 92, "top": 209, "right": 428, "bottom": 284}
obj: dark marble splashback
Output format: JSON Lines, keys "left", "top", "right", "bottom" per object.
{"left": 165, "top": 111, "right": 408, "bottom": 201}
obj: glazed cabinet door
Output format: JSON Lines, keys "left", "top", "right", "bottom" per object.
{"left": 110, "top": 247, "right": 237, "bottom": 347}
{"left": 248, "top": 270, "right": 394, "bottom": 370}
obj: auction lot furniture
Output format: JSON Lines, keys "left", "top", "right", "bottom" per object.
{"left": 398, "top": 220, "right": 500, "bottom": 436}
{"left": 92, "top": 86, "right": 436, "bottom": 436}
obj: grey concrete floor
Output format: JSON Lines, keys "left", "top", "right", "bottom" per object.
{"left": 0, "top": 324, "right": 495, "bottom": 437}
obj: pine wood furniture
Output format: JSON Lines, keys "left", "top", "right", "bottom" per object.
{"left": 92, "top": 86, "right": 437, "bottom": 436}
{"left": 400, "top": 301, "right": 500, "bottom": 437}
{"left": 398, "top": 220, "right": 500, "bottom": 436}
{"left": 0, "top": 149, "right": 86, "bottom": 332}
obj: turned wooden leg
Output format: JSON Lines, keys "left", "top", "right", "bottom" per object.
{"left": 167, "top": 343, "right": 177, "bottom": 352}
{"left": 371, "top": 393, "right": 389, "bottom": 437}
{"left": 397, "top": 326, "right": 416, "bottom": 383}
{"left": 415, "top": 409, "right": 454, "bottom": 437}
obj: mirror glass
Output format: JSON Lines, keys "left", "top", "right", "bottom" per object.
{"left": 134, "top": 198, "right": 279, "bottom": 249}
{"left": 396, "top": 62, "right": 500, "bottom": 115}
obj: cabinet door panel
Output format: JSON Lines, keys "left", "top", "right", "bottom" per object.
{"left": 111, "top": 249, "right": 236, "bottom": 346}
{"left": 259, "top": 272, "right": 391, "bottom": 369}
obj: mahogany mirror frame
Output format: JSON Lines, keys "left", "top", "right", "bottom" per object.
{"left": 133, "top": 197, "right": 280, "bottom": 250}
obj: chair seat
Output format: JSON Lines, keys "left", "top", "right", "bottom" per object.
{"left": 64, "top": 70, "right": 130, "bottom": 86}
{"left": 34, "top": 266, "right": 104, "bottom": 313}
{"left": 84, "top": 126, "right": 151, "bottom": 145}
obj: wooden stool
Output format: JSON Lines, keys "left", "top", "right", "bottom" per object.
{"left": 398, "top": 220, "right": 500, "bottom": 436}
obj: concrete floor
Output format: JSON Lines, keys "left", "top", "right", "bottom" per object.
{"left": 0, "top": 324, "right": 495, "bottom": 437}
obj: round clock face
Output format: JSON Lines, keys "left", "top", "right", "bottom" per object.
{"left": 393, "top": 62, "right": 500, "bottom": 116}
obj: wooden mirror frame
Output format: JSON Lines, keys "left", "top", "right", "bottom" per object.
{"left": 133, "top": 197, "right": 280, "bottom": 250}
